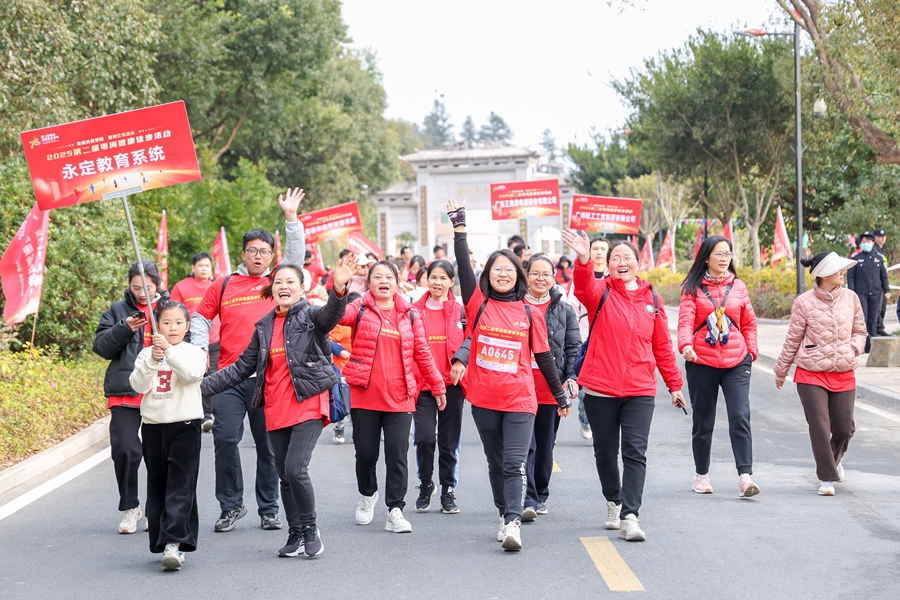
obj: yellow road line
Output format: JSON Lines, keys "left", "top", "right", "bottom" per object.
{"left": 552, "top": 460, "right": 561, "bottom": 472}
{"left": 580, "top": 536, "right": 645, "bottom": 592}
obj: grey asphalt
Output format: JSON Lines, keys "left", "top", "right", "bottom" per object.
{"left": 1, "top": 360, "right": 899, "bottom": 599}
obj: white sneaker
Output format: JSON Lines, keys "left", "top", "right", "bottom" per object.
{"left": 818, "top": 481, "right": 835, "bottom": 496}
{"left": 355, "top": 491, "right": 379, "bottom": 525}
{"left": 618, "top": 514, "right": 646, "bottom": 542}
{"left": 580, "top": 424, "right": 593, "bottom": 440}
{"left": 501, "top": 519, "right": 522, "bottom": 551}
{"left": 118, "top": 506, "right": 143, "bottom": 534}
{"left": 384, "top": 507, "right": 412, "bottom": 533}
{"left": 161, "top": 543, "right": 185, "bottom": 571}
{"left": 836, "top": 463, "right": 845, "bottom": 483}
{"left": 497, "top": 517, "right": 506, "bottom": 542}
{"left": 604, "top": 501, "right": 621, "bottom": 530}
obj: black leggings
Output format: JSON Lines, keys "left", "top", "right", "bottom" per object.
{"left": 525, "top": 404, "right": 561, "bottom": 508}
{"left": 352, "top": 409, "right": 413, "bottom": 511}
{"left": 109, "top": 405, "right": 143, "bottom": 511}
{"left": 414, "top": 385, "right": 465, "bottom": 490}
{"left": 269, "top": 419, "right": 324, "bottom": 531}
{"left": 470, "top": 406, "right": 534, "bottom": 523}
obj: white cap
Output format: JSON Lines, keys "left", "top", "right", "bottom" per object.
{"left": 811, "top": 252, "right": 857, "bottom": 277}
{"left": 355, "top": 253, "right": 371, "bottom": 266}
{"left": 301, "top": 268, "right": 313, "bottom": 292}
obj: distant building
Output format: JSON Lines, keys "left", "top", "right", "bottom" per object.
{"left": 372, "top": 144, "right": 574, "bottom": 263}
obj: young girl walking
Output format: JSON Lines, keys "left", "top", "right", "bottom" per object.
{"left": 130, "top": 300, "right": 207, "bottom": 571}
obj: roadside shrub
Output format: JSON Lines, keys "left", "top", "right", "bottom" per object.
{"left": 0, "top": 347, "right": 107, "bottom": 468}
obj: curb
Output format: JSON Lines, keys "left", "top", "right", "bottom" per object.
{"left": 0, "top": 415, "right": 110, "bottom": 496}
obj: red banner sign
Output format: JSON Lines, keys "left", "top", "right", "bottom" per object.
{"left": 1, "top": 203, "right": 50, "bottom": 325}
{"left": 348, "top": 232, "right": 382, "bottom": 259}
{"left": 490, "top": 179, "right": 560, "bottom": 220}
{"left": 19, "top": 101, "right": 201, "bottom": 211}
{"left": 569, "top": 195, "right": 642, "bottom": 234}
{"left": 299, "top": 202, "right": 363, "bottom": 244}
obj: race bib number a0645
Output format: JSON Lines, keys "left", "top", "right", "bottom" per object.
{"left": 475, "top": 334, "right": 521, "bottom": 374}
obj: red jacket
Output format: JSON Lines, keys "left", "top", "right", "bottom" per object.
{"left": 339, "top": 291, "right": 446, "bottom": 406}
{"left": 677, "top": 272, "right": 759, "bottom": 369}
{"left": 573, "top": 259, "right": 682, "bottom": 397}
{"left": 411, "top": 291, "right": 466, "bottom": 396}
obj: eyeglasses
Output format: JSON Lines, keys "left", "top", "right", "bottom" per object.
{"left": 712, "top": 251, "right": 734, "bottom": 259}
{"left": 243, "top": 248, "right": 273, "bottom": 257}
{"left": 608, "top": 256, "right": 637, "bottom": 265}
{"left": 491, "top": 266, "right": 517, "bottom": 275}
{"left": 528, "top": 272, "right": 553, "bottom": 280}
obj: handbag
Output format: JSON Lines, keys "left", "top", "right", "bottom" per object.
{"left": 329, "top": 364, "right": 351, "bottom": 422}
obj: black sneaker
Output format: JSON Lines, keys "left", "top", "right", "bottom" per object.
{"left": 536, "top": 501, "right": 548, "bottom": 515}
{"left": 440, "top": 489, "right": 460, "bottom": 514}
{"left": 301, "top": 525, "right": 324, "bottom": 557}
{"left": 260, "top": 513, "right": 283, "bottom": 530}
{"left": 415, "top": 481, "right": 436, "bottom": 512}
{"left": 201, "top": 414, "right": 214, "bottom": 433}
{"left": 214, "top": 505, "right": 247, "bottom": 532}
{"left": 278, "top": 530, "right": 304, "bottom": 557}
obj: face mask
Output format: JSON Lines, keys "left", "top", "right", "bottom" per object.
{"left": 861, "top": 242, "right": 874, "bottom": 253}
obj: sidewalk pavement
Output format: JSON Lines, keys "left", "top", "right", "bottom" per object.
{"left": 665, "top": 305, "right": 900, "bottom": 411}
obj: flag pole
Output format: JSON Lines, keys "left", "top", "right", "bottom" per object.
{"left": 30, "top": 305, "right": 39, "bottom": 346}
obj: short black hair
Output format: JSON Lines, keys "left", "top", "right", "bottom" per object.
{"left": 507, "top": 234, "right": 525, "bottom": 248}
{"left": 339, "top": 249, "right": 352, "bottom": 258}
{"left": 400, "top": 246, "right": 411, "bottom": 254}
{"left": 433, "top": 245, "right": 444, "bottom": 253}
{"left": 155, "top": 299, "right": 190, "bottom": 322}
{"left": 191, "top": 252, "right": 212, "bottom": 265}
{"left": 427, "top": 259, "right": 456, "bottom": 280}
{"left": 590, "top": 236, "right": 609, "bottom": 249}
{"left": 242, "top": 229, "right": 275, "bottom": 251}
{"left": 512, "top": 243, "right": 528, "bottom": 258}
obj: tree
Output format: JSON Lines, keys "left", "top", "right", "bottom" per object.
{"left": 479, "top": 112, "right": 513, "bottom": 144}
{"left": 460, "top": 116, "right": 478, "bottom": 144}
{"left": 541, "top": 129, "right": 558, "bottom": 161}
{"left": 387, "top": 119, "right": 422, "bottom": 181}
{"left": 614, "top": 30, "right": 793, "bottom": 268}
{"left": 565, "top": 130, "right": 648, "bottom": 196}
{"left": 421, "top": 97, "right": 454, "bottom": 149}
{"left": 617, "top": 174, "right": 661, "bottom": 241}
{"left": 780, "top": 1, "right": 900, "bottom": 165}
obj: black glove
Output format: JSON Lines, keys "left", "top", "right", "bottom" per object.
{"left": 554, "top": 391, "right": 572, "bottom": 410}
{"left": 448, "top": 206, "right": 466, "bottom": 228}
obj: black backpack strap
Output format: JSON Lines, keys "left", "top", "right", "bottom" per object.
{"left": 351, "top": 303, "right": 366, "bottom": 343}
{"left": 587, "top": 285, "right": 611, "bottom": 338}
{"left": 695, "top": 283, "right": 739, "bottom": 333}
{"left": 218, "top": 274, "right": 232, "bottom": 313}
{"left": 523, "top": 303, "right": 533, "bottom": 353}
{"left": 469, "top": 300, "right": 489, "bottom": 334}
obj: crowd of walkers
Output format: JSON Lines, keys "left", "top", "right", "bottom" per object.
{"left": 93, "top": 191, "right": 873, "bottom": 571}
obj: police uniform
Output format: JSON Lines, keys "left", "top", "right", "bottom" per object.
{"left": 873, "top": 228, "right": 889, "bottom": 335}
{"left": 847, "top": 232, "right": 889, "bottom": 352}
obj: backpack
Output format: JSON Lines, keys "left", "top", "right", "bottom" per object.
{"left": 573, "top": 285, "right": 659, "bottom": 376}
{"left": 329, "top": 364, "right": 351, "bottom": 422}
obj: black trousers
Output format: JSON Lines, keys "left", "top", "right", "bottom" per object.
{"left": 269, "top": 419, "right": 324, "bottom": 531}
{"left": 877, "top": 293, "right": 887, "bottom": 335}
{"left": 414, "top": 385, "right": 465, "bottom": 490}
{"left": 583, "top": 393, "right": 655, "bottom": 519}
{"left": 685, "top": 353, "right": 753, "bottom": 475}
{"left": 142, "top": 420, "right": 201, "bottom": 553}
{"left": 525, "top": 404, "right": 561, "bottom": 508}
{"left": 201, "top": 341, "right": 220, "bottom": 417}
{"left": 857, "top": 292, "right": 882, "bottom": 352}
{"left": 109, "top": 405, "right": 143, "bottom": 511}
{"left": 470, "top": 406, "right": 534, "bottom": 523}
{"left": 352, "top": 409, "right": 412, "bottom": 511}
{"left": 212, "top": 378, "right": 279, "bottom": 515}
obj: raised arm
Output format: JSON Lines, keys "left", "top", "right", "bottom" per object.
{"left": 447, "top": 199, "right": 476, "bottom": 304}
{"left": 310, "top": 255, "right": 355, "bottom": 331}
{"left": 279, "top": 187, "right": 306, "bottom": 265}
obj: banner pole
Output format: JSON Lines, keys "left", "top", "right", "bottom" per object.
{"left": 30, "top": 305, "right": 39, "bottom": 346}
{"left": 121, "top": 195, "right": 158, "bottom": 335}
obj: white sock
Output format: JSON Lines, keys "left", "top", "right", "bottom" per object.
{"left": 739, "top": 473, "right": 752, "bottom": 482}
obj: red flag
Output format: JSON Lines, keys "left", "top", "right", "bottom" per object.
{"left": 722, "top": 219, "right": 734, "bottom": 244}
{"left": 639, "top": 237, "right": 655, "bottom": 271}
{"left": 693, "top": 226, "right": 704, "bottom": 259}
{"left": 275, "top": 231, "right": 283, "bottom": 266}
{"left": 156, "top": 210, "right": 168, "bottom": 290}
{"left": 348, "top": 231, "right": 383, "bottom": 259}
{"left": 656, "top": 231, "right": 675, "bottom": 269}
{"left": 772, "top": 206, "right": 793, "bottom": 265}
{"left": 211, "top": 226, "right": 231, "bottom": 278}
{"left": 0, "top": 203, "right": 50, "bottom": 326}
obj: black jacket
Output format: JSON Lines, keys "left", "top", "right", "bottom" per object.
{"left": 453, "top": 286, "right": 581, "bottom": 383}
{"left": 848, "top": 250, "right": 889, "bottom": 296}
{"left": 93, "top": 289, "right": 171, "bottom": 397}
{"left": 201, "top": 289, "right": 348, "bottom": 410}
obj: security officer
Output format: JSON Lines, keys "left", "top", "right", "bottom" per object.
{"left": 848, "top": 231, "right": 890, "bottom": 352}
{"left": 873, "top": 228, "right": 890, "bottom": 335}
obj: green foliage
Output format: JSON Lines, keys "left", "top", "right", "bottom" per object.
{"left": 565, "top": 130, "right": 648, "bottom": 196}
{"left": 479, "top": 112, "right": 513, "bottom": 143}
{"left": 541, "top": 129, "right": 559, "bottom": 162}
{"left": 421, "top": 98, "right": 454, "bottom": 149}
{"left": 460, "top": 116, "right": 477, "bottom": 144}
{"left": 0, "top": 347, "right": 107, "bottom": 467}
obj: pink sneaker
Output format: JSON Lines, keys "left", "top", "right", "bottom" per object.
{"left": 692, "top": 474, "right": 713, "bottom": 494}
{"left": 739, "top": 478, "right": 760, "bottom": 498}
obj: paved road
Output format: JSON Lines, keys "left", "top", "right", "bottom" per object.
{"left": 2, "top": 358, "right": 900, "bottom": 599}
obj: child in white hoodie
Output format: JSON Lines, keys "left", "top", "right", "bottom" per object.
{"left": 130, "top": 300, "right": 206, "bottom": 571}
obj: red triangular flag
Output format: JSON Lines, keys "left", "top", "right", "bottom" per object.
{"left": 772, "top": 206, "right": 793, "bottom": 265}
{"left": 656, "top": 231, "right": 675, "bottom": 269}
{"left": 0, "top": 203, "right": 50, "bottom": 326}
{"left": 211, "top": 227, "right": 232, "bottom": 278}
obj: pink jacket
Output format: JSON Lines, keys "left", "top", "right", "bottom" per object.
{"left": 774, "top": 285, "right": 867, "bottom": 378}
{"left": 339, "top": 292, "right": 446, "bottom": 406}
{"left": 677, "top": 273, "right": 759, "bottom": 369}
